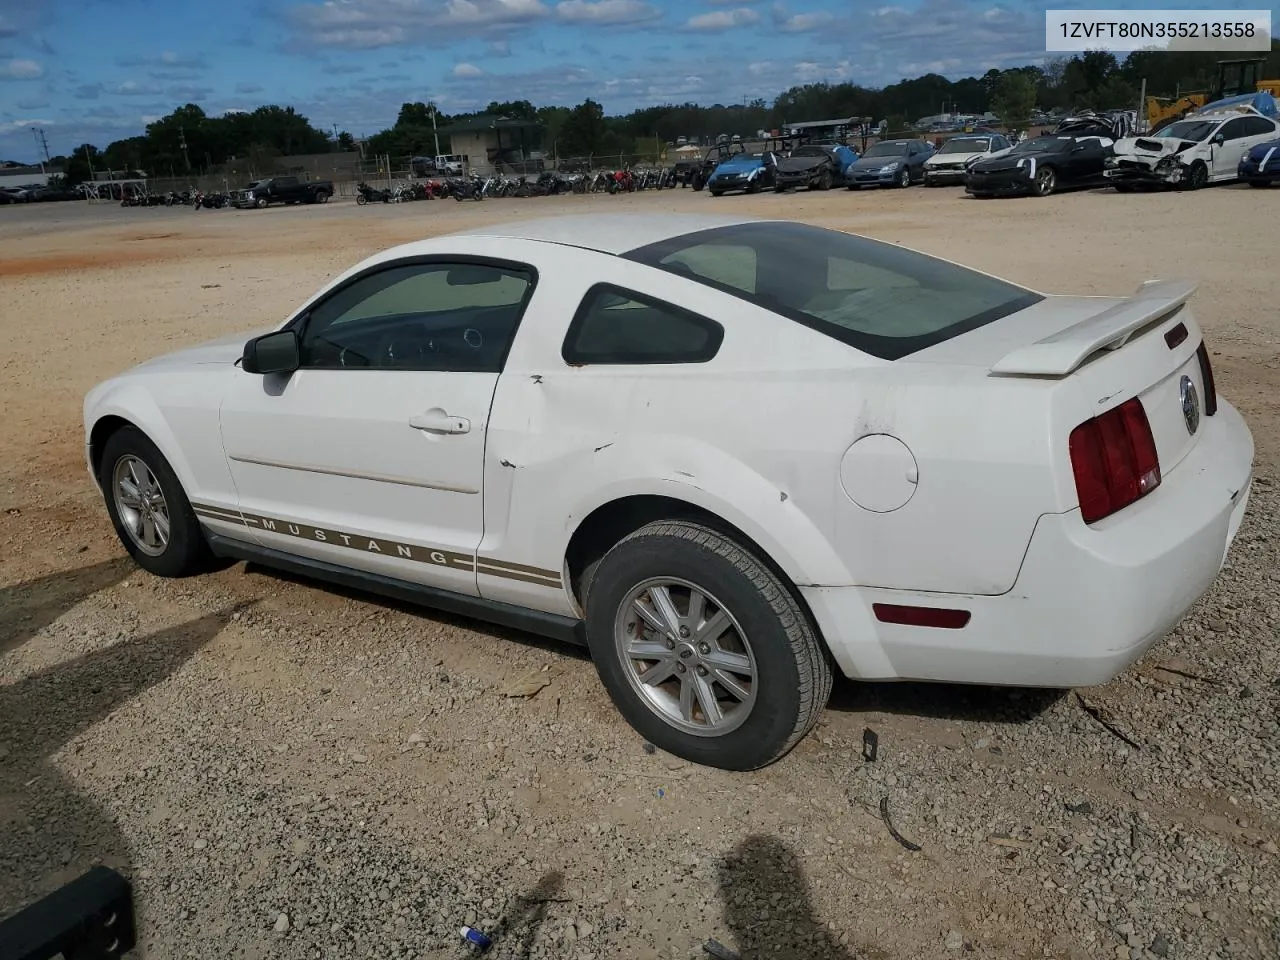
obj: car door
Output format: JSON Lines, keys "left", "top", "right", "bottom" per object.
{"left": 1235, "top": 116, "right": 1280, "bottom": 170}
{"left": 909, "top": 142, "right": 928, "bottom": 179}
{"left": 218, "top": 257, "right": 537, "bottom": 597}
{"left": 1211, "top": 118, "right": 1251, "bottom": 178}
{"left": 1067, "top": 138, "right": 1105, "bottom": 181}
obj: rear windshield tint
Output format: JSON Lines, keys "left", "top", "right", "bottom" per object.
{"left": 623, "top": 221, "right": 1042, "bottom": 360}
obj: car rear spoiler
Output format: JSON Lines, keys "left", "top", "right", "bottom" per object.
{"left": 990, "top": 279, "right": 1197, "bottom": 377}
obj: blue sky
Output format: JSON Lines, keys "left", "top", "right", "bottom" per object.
{"left": 0, "top": 0, "right": 1274, "bottom": 162}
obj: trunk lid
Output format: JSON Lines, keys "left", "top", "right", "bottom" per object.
{"left": 907, "top": 280, "right": 1212, "bottom": 480}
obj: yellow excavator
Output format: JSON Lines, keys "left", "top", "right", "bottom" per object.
{"left": 1146, "top": 57, "right": 1280, "bottom": 131}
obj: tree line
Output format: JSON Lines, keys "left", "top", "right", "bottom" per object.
{"left": 51, "top": 45, "right": 1280, "bottom": 182}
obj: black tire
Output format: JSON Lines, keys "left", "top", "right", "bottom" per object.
{"left": 584, "top": 520, "right": 832, "bottom": 771}
{"left": 356, "top": 194, "right": 368, "bottom": 205}
{"left": 314, "top": 190, "right": 330, "bottom": 204}
{"left": 817, "top": 170, "right": 833, "bottom": 190}
{"left": 897, "top": 167, "right": 911, "bottom": 188}
{"left": 710, "top": 190, "right": 723, "bottom": 197}
{"left": 1182, "top": 161, "right": 1208, "bottom": 191}
{"left": 255, "top": 197, "right": 269, "bottom": 209}
{"left": 99, "top": 426, "right": 210, "bottom": 578}
{"left": 774, "top": 184, "right": 785, "bottom": 193}
{"left": 846, "top": 184, "right": 860, "bottom": 191}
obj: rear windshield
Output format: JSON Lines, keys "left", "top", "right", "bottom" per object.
{"left": 623, "top": 221, "right": 1042, "bottom": 360}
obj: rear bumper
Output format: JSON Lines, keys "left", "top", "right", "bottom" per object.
{"left": 804, "top": 399, "right": 1254, "bottom": 687}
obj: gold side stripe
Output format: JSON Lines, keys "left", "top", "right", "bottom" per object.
{"left": 226, "top": 454, "right": 479, "bottom": 495}
{"left": 189, "top": 503, "right": 561, "bottom": 588}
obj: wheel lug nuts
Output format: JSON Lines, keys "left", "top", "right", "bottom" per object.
{"left": 675, "top": 662, "right": 686, "bottom": 673}
{"left": 696, "top": 665, "right": 708, "bottom": 677}
{"left": 664, "top": 638, "right": 675, "bottom": 650}
{"left": 678, "top": 626, "right": 690, "bottom": 638}
{"left": 698, "top": 643, "right": 710, "bottom": 654}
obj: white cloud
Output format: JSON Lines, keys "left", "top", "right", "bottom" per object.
{"left": 0, "top": 118, "right": 52, "bottom": 134}
{"left": 286, "top": 0, "right": 552, "bottom": 48}
{"left": 555, "top": 0, "right": 662, "bottom": 24}
{"left": 0, "top": 58, "right": 43, "bottom": 80}
{"left": 683, "top": 7, "right": 759, "bottom": 30}
{"left": 115, "top": 80, "right": 164, "bottom": 96}
{"left": 774, "top": 9, "right": 835, "bottom": 33}
{"left": 452, "top": 61, "right": 484, "bottom": 77}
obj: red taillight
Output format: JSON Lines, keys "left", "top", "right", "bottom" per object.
{"left": 1069, "top": 397, "right": 1161, "bottom": 524}
{"left": 1195, "top": 341, "right": 1218, "bottom": 417}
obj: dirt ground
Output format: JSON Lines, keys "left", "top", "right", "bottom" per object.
{"left": 1, "top": 187, "right": 1278, "bottom": 960}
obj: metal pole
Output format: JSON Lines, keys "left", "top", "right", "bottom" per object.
{"left": 432, "top": 109, "right": 441, "bottom": 157}
{"left": 1137, "top": 78, "right": 1147, "bottom": 132}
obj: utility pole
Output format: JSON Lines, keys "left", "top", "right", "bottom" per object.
{"left": 31, "top": 127, "right": 51, "bottom": 173}
{"left": 82, "top": 143, "right": 96, "bottom": 183}
{"left": 1137, "top": 78, "right": 1147, "bottom": 133}
{"left": 431, "top": 107, "right": 441, "bottom": 157}
{"left": 178, "top": 125, "right": 191, "bottom": 172}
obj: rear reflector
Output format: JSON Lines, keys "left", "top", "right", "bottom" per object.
{"left": 1068, "top": 397, "right": 1161, "bottom": 524}
{"left": 1164, "top": 322, "right": 1188, "bottom": 349}
{"left": 872, "top": 603, "right": 971, "bottom": 629}
{"left": 1195, "top": 341, "right": 1218, "bottom": 417}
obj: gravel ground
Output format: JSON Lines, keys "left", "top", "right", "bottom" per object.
{"left": 1, "top": 188, "right": 1277, "bottom": 959}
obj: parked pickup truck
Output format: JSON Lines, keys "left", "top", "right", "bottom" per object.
{"left": 232, "top": 176, "right": 333, "bottom": 209}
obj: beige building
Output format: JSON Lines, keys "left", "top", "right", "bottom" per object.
{"left": 438, "top": 115, "right": 544, "bottom": 173}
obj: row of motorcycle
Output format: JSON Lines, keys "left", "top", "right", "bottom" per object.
{"left": 355, "top": 166, "right": 681, "bottom": 205}
{"left": 120, "top": 190, "right": 232, "bottom": 209}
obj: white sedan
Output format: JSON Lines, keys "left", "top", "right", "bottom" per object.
{"left": 84, "top": 214, "right": 1254, "bottom": 770}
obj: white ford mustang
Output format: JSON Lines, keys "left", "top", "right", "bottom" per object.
{"left": 84, "top": 214, "right": 1254, "bottom": 770}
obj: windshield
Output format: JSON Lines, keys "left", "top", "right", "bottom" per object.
{"left": 624, "top": 222, "right": 1041, "bottom": 361}
{"left": 1010, "top": 137, "right": 1068, "bottom": 155}
{"left": 938, "top": 138, "right": 989, "bottom": 154}
{"left": 1155, "top": 120, "right": 1216, "bottom": 141}
{"left": 863, "top": 141, "right": 909, "bottom": 158}
{"left": 791, "top": 146, "right": 831, "bottom": 158}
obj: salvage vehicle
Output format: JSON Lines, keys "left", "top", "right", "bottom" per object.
{"left": 676, "top": 142, "right": 744, "bottom": 190}
{"left": 772, "top": 143, "right": 859, "bottom": 191}
{"left": 705, "top": 150, "right": 778, "bottom": 196}
{"left": 83, "top": 214, "right": 1254, "bottom": 771}
{"left": 1238, "top": 136, "right": 1280, "bottom": 186}
{"left": 845, "top": 139, "right": 932, "bottom": 188}
{"left": 1106, "top": 107, "right": 1280, "bottom": 191}
{"left": 232, "top": 176, "right": 333, "bottom": 209}
{"left": 922, "top": 134, "right": 1011, "bottom": 186}
{"left": 966, "top": 135, "right": 1112, "bottom": 198}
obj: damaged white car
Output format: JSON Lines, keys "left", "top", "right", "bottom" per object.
{"left": 1106, "top": 109, "right": 1280, "bottom": 190}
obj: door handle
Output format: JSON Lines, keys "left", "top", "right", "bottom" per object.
{"left": 408, "top": 409, "right": 471, "bottom": 435}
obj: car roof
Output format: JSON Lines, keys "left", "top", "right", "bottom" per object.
{"left": 449, "top": 213, "right": 762, "bottom": 255}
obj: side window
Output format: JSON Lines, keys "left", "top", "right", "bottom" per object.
{"left": 1219, "top": 118, "right": 1249, "bottom": 141}
{"left": 297, "top": 261, "right": 533, "bottom": 372}
{"left": 562, "top": 284, "right": 724, "bottom": 365}
{"left": 1243, "top": 117, "right": 1277, "bottom": 137}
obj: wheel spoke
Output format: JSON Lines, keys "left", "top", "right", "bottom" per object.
{"left": 704, "top": 648, "right": 752, "bottom": 676}
{"left": 692, "top": 674, "right": 724, "bottom": 726}
{"left": 637, "top": 657, "right": 677, "bottom": 686}
{"left": 141, "top": 514, "right": 158, "bottom": 548}
{"left": 117, "top": 479, "right": 142, "bottom": 508}
{"left": 648, "top": 585, "right": 682, "bottom": 636}
{"left": 713, "top": 669, "right": 751, "bottom": 702}
{"left": 631, "top": 598, "right": 668, "bottom": 636}
{"left": 686, "top": 589, "right": 706, "bottom": 628}
{"left": 626, "top": 639, "right": 671, "bottom": 660}
{"left": 152, "top": 511, "right": 171, "bottom": 545}
{"left": 678, "top": 676, "right": 696, "bottom": 722}
{"left": 694, "top": 610, "right": 730, "bottom": 645}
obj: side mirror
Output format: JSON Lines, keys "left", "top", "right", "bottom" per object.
{"left": 1211, "top": 134, "right": 1225, "bottom": 146}
{"left": 242, "top": 330, "right": 300, "bottom": 375}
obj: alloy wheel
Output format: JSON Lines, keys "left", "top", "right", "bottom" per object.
{"left": 112, "top": 455, "right": 171, "bottom": 557}
{"left": 614, "top": 577, "right": 757, "bottom": 737}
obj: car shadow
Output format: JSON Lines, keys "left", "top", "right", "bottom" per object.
{"left": 716, "top": 834, "right": 858, "bottom": 959}
{"left": 482, "top": 869, "right": 566, "bottom": 957}
{"left": 827, "top": 675, "right": 1065, "bottom": 724}
{"left": 0, "top": 558, "right": 133, "bottom": 658}
{"left": 0, "top": 604, "right": 246, "bottom": 945}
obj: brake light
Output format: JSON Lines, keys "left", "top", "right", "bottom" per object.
{"left": 1195, "top": 341, "right": 1218, "bottom": 417}
{"left": 1068, "top": 397, "right": 1161, "bottom": 524}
